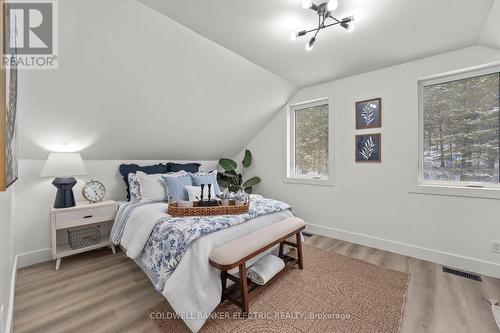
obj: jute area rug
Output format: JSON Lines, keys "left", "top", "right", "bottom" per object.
{"left": 147, "top": 245, "right": 409, "bottom": 333}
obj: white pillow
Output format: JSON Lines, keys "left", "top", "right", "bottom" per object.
{"left": 136, "top": 170, "right": 186, "bottom": 202}
{"left": 185, "top": 185, "right": 216, "bottom": 202}
{"left": 136, "top": 171, "right": 168, "bottom": 202}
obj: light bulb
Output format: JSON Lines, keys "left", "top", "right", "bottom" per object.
{"left": 327, "top": 0, "right": 338, "bottom": 12}
{"left": 305, "top": 37, "right": 315, "bottom": 51}
{"left": 301, "top": 0, "right": 313, "bottom": 9}
{"left": 341, "top": 19, "right": 354, "bottom": 32}
{"left": 290, "top": 32, "right": 297, "bottom": 41}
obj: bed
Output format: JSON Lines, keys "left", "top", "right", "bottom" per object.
{"left": 110, "top": 194, "right": 294, "bottom": 332}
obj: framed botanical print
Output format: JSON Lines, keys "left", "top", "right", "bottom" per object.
{"left": 356, "top": 98, "right": 382, "bottom": 129}
{"left": 355, "top": 134, "right": 381, "bottom": 162}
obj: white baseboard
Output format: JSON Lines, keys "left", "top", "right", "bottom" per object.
{"left": 4, "top": 249, "right": 51, "bottom": 333}
{"left": 306, "top": 222, "right": 500, "bottom": 279}
{"left": 16, "top": 248, "right": 51, "bottom": 268}
{"left": 5, "top": 255, "right": 18, "bottom": 333}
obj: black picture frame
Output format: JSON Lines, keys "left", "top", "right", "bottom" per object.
{"left": 355, "top": 134, "right": 381, "bottom": 163}
{"left": 356, "top": 98, "right": 382, "bottom": 129}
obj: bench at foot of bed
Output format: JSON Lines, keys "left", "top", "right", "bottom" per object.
{"left": 209, "top": 217, "right": 306, "bottom": 315}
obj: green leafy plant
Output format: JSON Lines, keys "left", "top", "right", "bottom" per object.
{"left": 217, "top": 150, "right": 261, "bottom": 194}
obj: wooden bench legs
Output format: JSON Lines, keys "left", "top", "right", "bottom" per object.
{"left": 238, "top": 264, "right": 249, "bottom": 314}
{"left": 296, "top": 232, "right": 304, "bottom": 269}
{"left": 219, "top": 232, "right": 304, "bottom": 314}
{"left": 220, "top": 270, "right": 227, "bottom": 303}
{"left": 219, "top": 265, "right": 250, "bottom": 315}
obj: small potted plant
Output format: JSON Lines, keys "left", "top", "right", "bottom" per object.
{"left": 217, "top": 150, "right": 261, "bottom": 194}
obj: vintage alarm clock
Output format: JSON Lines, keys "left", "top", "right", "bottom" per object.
{"left": 82, "top": 180, "right": 106, "bottom": 203}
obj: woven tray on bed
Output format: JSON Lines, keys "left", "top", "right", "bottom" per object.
{"left": 167, "top": 201, "right": 250, "bottom": 217}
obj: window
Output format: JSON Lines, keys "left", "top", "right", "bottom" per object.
{"left": 286, "top": 99, "right": 332, "bottom": 185}
{"left": 419, "top": 67, "right": 500, "bottom": 188}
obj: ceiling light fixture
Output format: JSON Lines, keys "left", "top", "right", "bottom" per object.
{"left": 327, "top": 0, "right": 338, "bottom": 12}
{"left": 292, "top": 0, "right": 354, "bottom": 50}
{"left": 305, "top": 37, "right": 316, "bottom": 51}
{"left": 301, "top": 0, "right": 314, "bottom": 9}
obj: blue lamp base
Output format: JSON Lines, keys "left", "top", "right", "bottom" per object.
{"left": 52, "top": 177, "right": 77, "bottom": 208}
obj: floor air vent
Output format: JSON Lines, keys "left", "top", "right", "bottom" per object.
{"left": 302, "top": 232, "right": 313, "bottom": 238}
{"left": 442, "top": 267, "right": 482, "bottom": 282}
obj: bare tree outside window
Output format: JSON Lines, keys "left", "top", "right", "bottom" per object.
{"left": 423, "top": 72, "right": 500, "bottom": 183}
{"left": 294, "top": 103, "right": 329, "bottom": 178}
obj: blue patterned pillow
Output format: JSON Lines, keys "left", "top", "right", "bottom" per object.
{"left": 190, "top": 170, "right": 222, "bottom": 196}
{"left": 162, "top": 173, "right": 193, "bottom": 201}
{"left": 127, "top": 173, "right": 142, "bottom": 201}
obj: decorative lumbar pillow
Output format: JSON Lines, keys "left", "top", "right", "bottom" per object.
{"left": 190, "top": 170, "right": 222, "bottom": 195}
{"left": 162, "top": 172, "right": 193, "bottom": 201}
{"left": 136, "top": 171, "right": 170, "bottom": 202}
{"left": 119, "top": 163, "right": 169, "bottom": 200}
{"left": 166, "top": 162, "right": 201, "bottom": 173}
{"left": 128, "top": 173, "right": 142, "bottom": 201}
{"left": 185, "top": 185, "right": 216, "bottom": 202}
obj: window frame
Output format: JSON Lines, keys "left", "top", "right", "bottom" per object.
{"left": 284, "top": 97, "right": 334, "bottom": 186}
{"left": 417, "top": 63, "right": 500, "bottom": 192}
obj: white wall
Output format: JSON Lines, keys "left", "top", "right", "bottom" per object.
{"left": 17, "top": 0, "right": 295, "bottom": 161}
{"left": 13, "top": 159, "right": 217, "bottom": 261}
{"left": 240, "top": 45, "right": 500, "bottom": 278}
{"left": 0, "top": 186, "right": 15, "bottom": 333}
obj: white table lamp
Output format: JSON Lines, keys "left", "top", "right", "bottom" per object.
{"left": 41, "top": 152, "right": 87, "bottom": 208}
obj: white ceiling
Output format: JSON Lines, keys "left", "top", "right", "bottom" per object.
{"left": 18, "top": 0, "right": 295, "bottom": 160}
{"left": 138, "top": 0, "right": 496, "bottom": 87}
{"left": 480, "top": 0, "right": 500, "bottom": 49}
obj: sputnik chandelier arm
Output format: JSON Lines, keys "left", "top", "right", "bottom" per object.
{"left": 291, "top": 0, "right": 354, "bottom": 51}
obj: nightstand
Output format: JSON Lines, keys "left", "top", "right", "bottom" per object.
{"left": 50, "top": 200, "right": 118, "bottom": 270}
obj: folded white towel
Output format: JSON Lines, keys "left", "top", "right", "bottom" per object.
{"left": 247, "top": 254, "right": 285, "bottom": 285}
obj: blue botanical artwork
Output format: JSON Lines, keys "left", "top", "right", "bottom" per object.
{"left": 356, "top": 98, "right": 382, "bottom": 129}
{"left": 356, "top": 134, "right": 381, "bottom": 162}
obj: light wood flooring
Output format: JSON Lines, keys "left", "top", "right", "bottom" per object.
{"left": 13, "top": 234, "right": 500, "bottom": 333}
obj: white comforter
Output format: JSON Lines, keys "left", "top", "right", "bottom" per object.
{"left": 118, "top": 199, "right": 294, "bottom": 332}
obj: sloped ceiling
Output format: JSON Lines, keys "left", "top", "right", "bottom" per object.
{"left": 480, "top": 0, "right": 500, "bottom": 49}
{"left": 138, "top": 0, "right": 496, "bottom": 87}
{"left": 18, "top": 0, "right": 296, "bottom": 160}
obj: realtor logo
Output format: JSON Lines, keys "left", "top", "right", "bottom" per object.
{"left": 3, "top": 0, "right": 58, "bottom": 69}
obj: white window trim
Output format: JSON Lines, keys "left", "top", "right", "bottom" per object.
{"left": 283, "top": 97, "right": 334, "bottom": 186}
{"left": 415, "top": 62, "right": 500, "bottom": 199}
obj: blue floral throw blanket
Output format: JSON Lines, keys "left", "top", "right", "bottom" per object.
{"left": 115, "top": 197, "right": 290, "bottom": 290}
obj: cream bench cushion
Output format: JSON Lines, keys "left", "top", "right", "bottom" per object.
{"left": 209, "top": 217, "right": 306, "bottom": 267}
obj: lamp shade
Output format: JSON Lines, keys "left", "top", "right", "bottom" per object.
{"left": 40, "top": 152, "right": 87, "bottom": 177}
